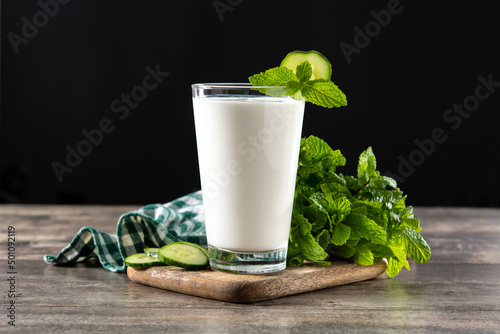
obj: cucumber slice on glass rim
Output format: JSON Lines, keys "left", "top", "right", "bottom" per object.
{"left": 158, "top": 242, "right": 209, "bottom": 270}
{"left": 124, "top": 253, "right": 166, "bottom": 268}
{"left": 280, "top": 50, "right": 332, "bottom": 80}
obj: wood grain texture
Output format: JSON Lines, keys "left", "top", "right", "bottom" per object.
{"left": 1, "top": 205, "right": 499, "bottom": 333}
{"left": 127, "top": 260, "right": 388, "bottom": 303}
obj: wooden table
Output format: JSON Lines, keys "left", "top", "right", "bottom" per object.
{"left": 1, "top": 205, "right": 499, "bottom": 333}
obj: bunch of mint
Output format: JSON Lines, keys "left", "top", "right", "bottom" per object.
{"left": 248, "top": 61, "right": 347, "bottom": 108}
{"left": 288, "top": 136, "right": 431, "bottom": 277}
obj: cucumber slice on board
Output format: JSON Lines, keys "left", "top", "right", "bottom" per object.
{"left": 280, "top": 50, "right": 332, "bottom": 80}
{"left": 144, "top": 247, "right": 160, "bottom": 258}
{"left": 158, "top": 242, "right": 209, "bottom": 270}
{"left": 124, "top": 253, "right": 166, "bottom": 268}
{"left": 177, "top": 241, "right": 209, "bottom": 257}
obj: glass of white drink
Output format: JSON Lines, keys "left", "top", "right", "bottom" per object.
{"left": 192, "top": 83, "right": 305, "bottom": 274}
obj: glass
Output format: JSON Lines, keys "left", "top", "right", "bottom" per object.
{"left": 192, "top": 83, "right": 305, "bottom": 274}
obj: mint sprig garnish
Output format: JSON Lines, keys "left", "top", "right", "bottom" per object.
{"left": 288, "top": 136, "right": 431, "bottom": 277}
{"left": 249, "top": 60, "right": 347, "bottom": 108}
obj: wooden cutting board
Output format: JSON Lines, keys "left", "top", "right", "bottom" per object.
{"left": 127, "top": 260, "right": 387, "bottom": 303}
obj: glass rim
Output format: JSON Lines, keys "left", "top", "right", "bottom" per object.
{"left": 192, "top": 83, "right": 286, "bottom": 89}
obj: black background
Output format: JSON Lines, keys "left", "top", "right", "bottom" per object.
{"left": 1, "top": 0, "right": 499, "bottom": 206}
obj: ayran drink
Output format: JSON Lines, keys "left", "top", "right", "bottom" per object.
{"left": 192, "top": 84, "right": 305, "bottom": 274}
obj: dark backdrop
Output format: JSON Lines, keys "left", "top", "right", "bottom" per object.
{"left": 1, "top": 0, "right": 499, "bottom": 206}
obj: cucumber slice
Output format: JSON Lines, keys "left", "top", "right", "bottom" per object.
{"left": 158, "top": 242, "right": 209, "bottom": 270}
{"left": 177, "top": 241, "right": 209, "bottom": 257}
{"left": 144, "top": 247, "right": 160, "bottom": 258}
{"left": 280, "top": 50, "right": 332, "bottom": 80}
{"left": 124, "top": 253, "right": 166, "bottom": 268}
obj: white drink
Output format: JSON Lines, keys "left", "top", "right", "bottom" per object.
{"left": 193, "top": 96, "right": 305, "bottom": 252}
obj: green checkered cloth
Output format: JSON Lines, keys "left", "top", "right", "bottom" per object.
{"left": 44, "top": 191, "right": 206, "bottom": 272}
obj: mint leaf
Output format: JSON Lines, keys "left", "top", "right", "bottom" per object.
{"left": 295, "top": 61, "right": 312, "bottom": 83}
{"left": 388, "top": 244, "right": 410, "bottom": 271}
{"left": 293, "top": 228, "right": 329, "bottom": 263}
{"left": 343, "top": 213, "right": 386, "bottom": 244}
{"left": 387, "top": 257, "right": 405, "bottom": 278}
{"left": 301, "top": 79, "right": 348, "bottom": 108}
{"left": 378, "top": 175, "right": 398, "bottom": 189}
{"left": 399, "top": 227, "right": 431, "bottom": 263}
{"left": 290, "top": 212, "right": 329, "bottom": 263}
{"left": 369, "top": 244, "right": 394, "bottom": 260}
{"left": 331, "top": 223, "right": 351, "bottom": 246}
{"left": 329, "top": 197, "right": 351, "bottom": 224}
{"left": 304, "top": 204, "right": 329, "bottom": 232}
{"left": 302, "top": 136, "right": 346, "bottom": 171}
{"left": 320, "top": 182, "right": 353, "bottom": 200}
{"left": 316, "top": 229, "right": 331, "bottom": 249}
{"left": 364, "top": 187, "right": 403, "bottom": 205}
{"left": 248, "top": 66, "right": 298, "bottom": 97}
{"left": 357, "top": 147, "right": 377, "bottom": 184}
{"left": 332, "top": 244, "right": 356, "bottom": 259}
{"left": 248, "top": 66, "right": 297, "bottom": 86}
{"left": 288, "top": 253, "right": 306, "bottom": 267}
{"left": 402, "top": 217, "right": 422, "bottom": 232}
{"left": 353, "top": 243, "right": 374, "bottom": 266}
{"left": 286, "top": 81, "right": 303, "bottom": 96}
